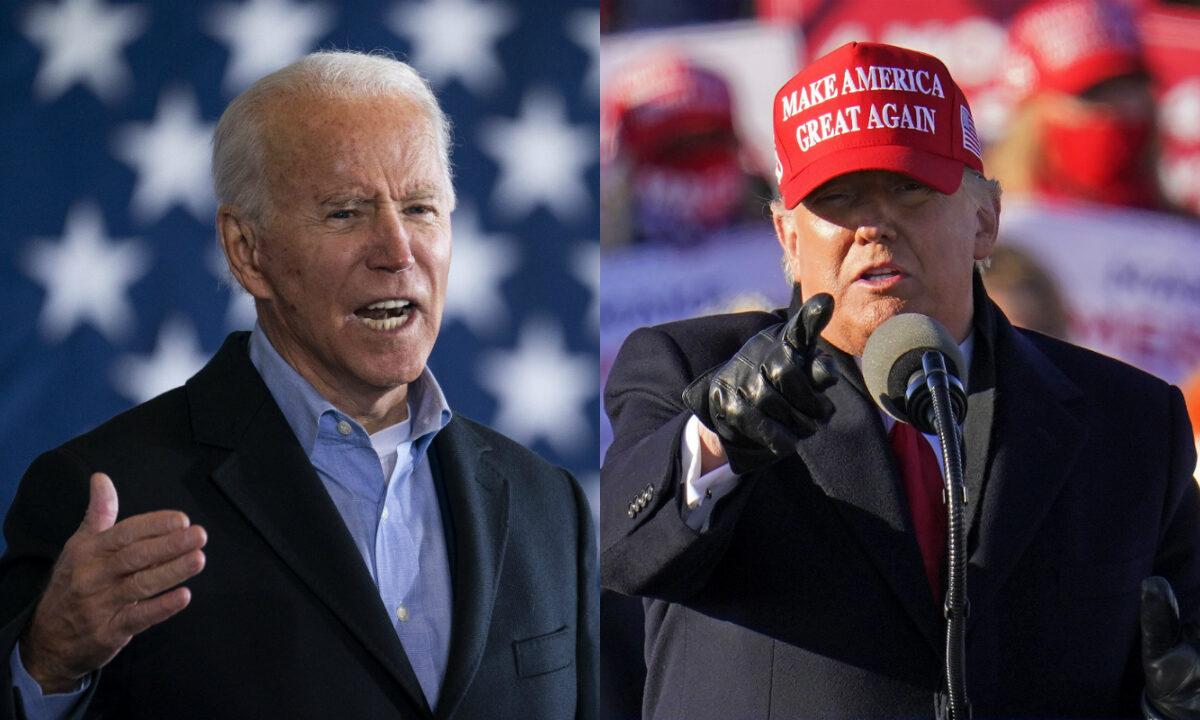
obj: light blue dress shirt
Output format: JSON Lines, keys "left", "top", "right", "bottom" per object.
{"left": 11, "top": 326, "right": 455, "bottom": 717}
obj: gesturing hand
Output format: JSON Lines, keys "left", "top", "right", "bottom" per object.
{"left": 18, "top": 472, "right": 207, "bottom": 694}
{"left": 683, "top": 293, "right": 838, "bottom": 475}
{"left": 1141, "top": 576, "right": 1200, "bottom": 719}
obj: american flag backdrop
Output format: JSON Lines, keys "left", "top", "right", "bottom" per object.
{"left": 0, "top": 0, "right": 601, "bottom": 554}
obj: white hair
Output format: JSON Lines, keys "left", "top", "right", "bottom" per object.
{"left": 773, "top": 169, "right": 1001, "bottom": 283}
{"left": 211, "top": 50, "right": 455, "bottom": 222}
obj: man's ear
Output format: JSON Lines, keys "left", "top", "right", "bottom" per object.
{"left": 773, "top": 206, "right": 803, "bottom": 284}
{"left": 217, "top": 205, "right": 272, "bottom": 300}
{"left": 973, "top": 194, "right": 1000, "bottom": 262}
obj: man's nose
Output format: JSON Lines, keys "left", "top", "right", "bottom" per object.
{"left": 851, "top": 195, "right": 899, "bottom": 245}
{"left": 368, "top": 207, "right": 415, "bottom": 272}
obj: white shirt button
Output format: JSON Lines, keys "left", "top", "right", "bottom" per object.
{"left": 337, "top": 420, "right": 352, "bottom": 436}
{"left": 396, "top": 605, "right": 409, "bottom": 622}
{"left": 381, "top": 507, "right": 390, "bottom": 520}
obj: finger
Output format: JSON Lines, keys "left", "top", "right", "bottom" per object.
{"left": 111, "top": 525, "right": 208, "bottom": 577}
{"left": 781, "top": 308, "right": 810, "bottom": 353}
{"left": 753, "top": 372, "right": 818, "bottom": 435}
{"left": 98, "top": 510, "right": 191, "bottom": 554}
{"left": 798, "top": 294, "right": 835, "bottom": 351}
{"left": 722, "top": 389, "right": 802, "bottom": 455}
{"left": 113, "top": 550, "right": 206, "bottom": 605}
{"left": 1142, "top": 576, "right": 1183, "bottom": 661}
{"left": 808, "top": 353, "right": 838, "bottom": 392}
{"left": 80, "top": 473, "right": 119, "bottom": 535}
{"left": 112, "top": 586, "right": 192, "bottom": 638}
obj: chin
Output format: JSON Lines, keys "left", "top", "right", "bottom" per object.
{"left": 837, "top": 296, "right": 907, "bottom": 354}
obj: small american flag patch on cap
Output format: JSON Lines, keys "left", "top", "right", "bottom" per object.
{"left": 961, "top": 106, "right": 982, "bottom": 160}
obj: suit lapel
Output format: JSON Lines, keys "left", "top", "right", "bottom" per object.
{"left": 430, "top": 419, "right": 510, "bottom": 720}
{"left": 795, "top": 344, "right": 943, "bottom": 652}
{"left": 966, "top": 316, "right": 1085, "bottom": 631}
{"left": 188, "top": 334, "right": 433, "bottom": 717}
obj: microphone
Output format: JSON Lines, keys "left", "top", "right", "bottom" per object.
{"left": 861, "top": 313, "right": 968, "bottom": 434}
{"left": 862, "top": 312, "right": 973, "bottom": 720}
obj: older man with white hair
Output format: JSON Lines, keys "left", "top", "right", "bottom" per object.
{"left": 0, "top": 51, "right": 596, "bottom": 720}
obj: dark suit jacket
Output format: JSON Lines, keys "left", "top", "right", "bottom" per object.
{"left": 600, "top": 283, "right": 1200, "bottom": 718}
{"left": 0, "top": 332, "right": 597, "bottom": 720}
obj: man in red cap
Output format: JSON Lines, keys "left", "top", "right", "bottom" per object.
{"left": 601, "top": 41, "right": 1200, "bottom": 718}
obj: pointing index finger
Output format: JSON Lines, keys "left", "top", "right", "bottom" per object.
{"left": 784, "top": 293, "right": 835, "bottom": 353}
{"left": 800, "top": 294, "right": 834, "bottom": 349}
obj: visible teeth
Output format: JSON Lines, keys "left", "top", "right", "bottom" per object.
{"left": 359, "top": 313, "right": 410, "bottom": 331}
{"left": 365, "top": 299, "right": 411, "bottom": 310}
{"left": 865, "top": 269, "right": 898, "bottom": 279}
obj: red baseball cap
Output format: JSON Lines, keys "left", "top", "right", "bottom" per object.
{"left": 1003, "top": 0, "right": 1144, "bottom": 103}
{"left": 773, "top": 42, "right": 984, "bottom": 209}
{"left": 604, "top": 51, "right": 734, "bottom": 164}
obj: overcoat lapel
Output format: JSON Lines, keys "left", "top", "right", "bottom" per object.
{"left": 796, "top": 342, "right": 944, "bottom": 653}
{"left": 966, "top": 314, "right": 1085, "bottom": 631}
{"left": 429, "top": 419, "right": 510, "bottom": 720}
{"left": 187, "top": 334, "right": 433, "bottom": 717}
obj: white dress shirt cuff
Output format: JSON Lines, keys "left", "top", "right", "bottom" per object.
{"left": 9, "top": 643, "right": 89, "bottom": 720}
{"left": 680, "top": 415, "right": 740, "bottom": 531}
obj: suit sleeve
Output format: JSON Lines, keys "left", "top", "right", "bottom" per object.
{"left": 0, "top": 449, "right": 99, "bottom": 720}
{"left": 600, "top": 326, "right": 760, "bottom": 603}
{"left": 1151, "top": 386, "right": 1200, "bottom": 623}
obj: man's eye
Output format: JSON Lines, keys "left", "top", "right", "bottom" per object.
{"left": 814, "top": 192, "right": 849, "bottom": 204}
{"left": 405, "top": 204, "right": 437, "bottom": 216}
{"left": 327, "top": 209, "right": 357, "bottom": 220}
{"left": 897, "top": 182, "right": 930, "bottom": 193}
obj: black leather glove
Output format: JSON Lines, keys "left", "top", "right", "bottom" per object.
{"left": 1142, "top": 576, "right": 1200, "bottom": 719}
{"left": 682, "top": 293, "right": 838, "bottom": 475}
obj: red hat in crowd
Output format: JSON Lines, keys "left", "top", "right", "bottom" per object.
{"left": 603, "top": 51, "right": 735, "bottom": 164}
{"left": 1003, "top": 0, "right": 1145, "bottom": 102}
{"left": 772, "top": 41, "right": 984, "bottom": 209}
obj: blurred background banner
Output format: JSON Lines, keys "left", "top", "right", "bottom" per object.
{"left": 0, "top": 0, "right": 601, "bottom": 554}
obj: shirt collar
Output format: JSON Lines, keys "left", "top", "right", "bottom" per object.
{"left": 248, "top": 324, "right": 452, "bottom": 457}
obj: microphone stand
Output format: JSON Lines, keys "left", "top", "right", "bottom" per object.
{"left": 919, "top": 351, "right": 971, "bottom": 720}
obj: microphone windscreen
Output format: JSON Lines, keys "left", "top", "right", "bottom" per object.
{"left": 862, "top": 313, "right": 967, "bottom": 424}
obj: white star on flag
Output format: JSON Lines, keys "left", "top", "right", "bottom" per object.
{"left": 478, "top": 318, "right": 594, "bottom": 455}
{"left": 22, "top": 0, "right": 147, "bottom": 104}
{"left": 567, "top": 10, "right": 600, "bottom": 100}
{"left": 113, "top": 87, "right": 216, "bottom": 224}
{"left": 444, "top": 205, "right": 518, "bottom": 336}
{"left": 21, "top": 202, "right": 150, "bottom": 345}
{"left": 111, "top": 316, "right": 210, "bottom": 404}
{"left": 479, "top": 89, "right": 595, "bottom": 222}
{"left": 387, "top": 0, "right": 514, "bottom": 95}
{"left": 571, "top": 241, "right": 599, "bottom": 331}
{"left": 205, "top": 0, "right": 335, "bottom": 94}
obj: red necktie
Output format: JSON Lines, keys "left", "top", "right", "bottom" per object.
{"left": 889, "top": 422, "right": 947, "bottom": 600}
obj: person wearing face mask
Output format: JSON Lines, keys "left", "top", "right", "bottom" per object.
{"left": 601, "top": 40, "right": 1200, "bottom": 718}
{"left": 988, "top": 0, "right": 1169, "bottom": 210}
{"left": 600, "top": 52, "right": 772, "bottom": 249}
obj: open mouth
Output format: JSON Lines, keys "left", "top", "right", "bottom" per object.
{"left": 354, "top": 299, "right": 413, "bottom": 331}
{"left": 858, "top": 267, "right": 905, "bottom": 285}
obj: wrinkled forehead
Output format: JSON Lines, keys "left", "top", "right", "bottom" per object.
{"left": 261, "top": 92, "right": 446, "bottom": 183}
